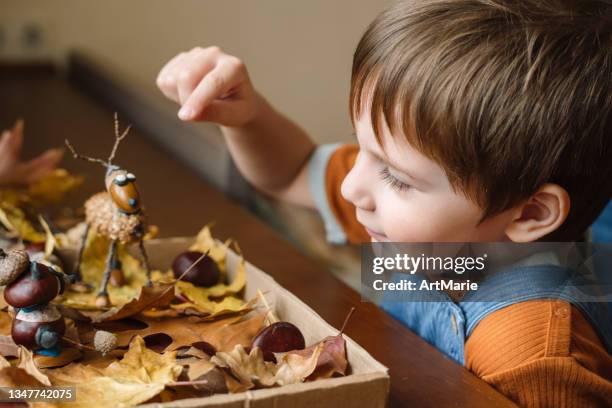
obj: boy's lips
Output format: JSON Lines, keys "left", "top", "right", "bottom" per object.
{"left": 364, "top": 226, "right": 388, "bottom": 241}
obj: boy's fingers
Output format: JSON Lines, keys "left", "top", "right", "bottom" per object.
{"left": 179, "top": 60, "right": 243, "bottom": 121}
{"left": 156, "top": 52, "right": 188, "bottom": 103}
{"left": 176, "top": 49, "right": 218, "bottom": 105}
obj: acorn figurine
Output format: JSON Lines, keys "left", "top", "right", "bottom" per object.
{"left": 0, "top": 248, "right": 72, "bottom": 356}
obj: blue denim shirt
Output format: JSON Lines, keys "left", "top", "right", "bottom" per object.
{"left": 380, "top": 264, "right": 612, "bottom": 365}
{"left": 593, "top": 200, "right": 612, "bottom": 243}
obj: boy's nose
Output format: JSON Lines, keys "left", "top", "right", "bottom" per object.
{"left": 341, "top": 155, "right": 376, "bottom": 212}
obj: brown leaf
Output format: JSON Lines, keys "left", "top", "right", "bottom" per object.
{"left": 93, "top": 283, "right": 175, "bottom": 322}
{"left": 0, "top": 366, "right": 46, "bottom": 388}
{"left": 187, "top": 358, "right": 215, "bottom": 381}
{"left": 35, "top": 347, "right": 82, "bottom": 369}
{"left": 288, "top": 335, "right": 348, "bottom": 381}
{"left": 211, "top": 342, "right": 324, "bottom": 392}
{"left": 114, "top": 312, "right": 266, "bottom": 352}
{"left": 211, "top": 345, "right": 277, "bottom": 389}
{"left": 55, "top": 304, "right": 92, "bottom": 322}
{"left": 16, "top": 347, "right": 51, "bottom": 386}
{"left": 0, "top": 310, "right": 12, "bottom": 336}
{"left": 0, "top": 335, "right": 19, "bottom": 358}
{"left": 275, "top": 342, "right": 324, "bottom": 386}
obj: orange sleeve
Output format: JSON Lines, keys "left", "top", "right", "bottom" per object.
{"left": 465, "top": 300, "right": 612, "bottom": 407}
{"left": 308, "top": 143, "right": 369, "bottom": 244}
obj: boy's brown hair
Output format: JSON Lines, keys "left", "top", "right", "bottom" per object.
{"left": 350, "top": 0, "right": 611, "bottom": 240}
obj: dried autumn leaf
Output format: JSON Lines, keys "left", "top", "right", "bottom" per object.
{"left": 0, "top": 311, "right": 13, "bottom": 335}
{"left": 17, "top": 347, "right": 51, "bottom": 386}
{"left": 93, "top": 283, "right": 175, "bottom": 322}
{"left": 275, "top": 342, "right": 324, "bottom": 386}
{"left": 189, "top": 225, "right": 231, "bottom": 274}
{"left": 170, "top": 296, "right": 253, "bottom": 320}
{"left": 287, "top": 335, "right": 348, "bottom": 381}
{"left": 187, "top": 358, "right": 215, "bottom": 381}
{"left": 211, "top": 345, "right": 277, "bottom": 389}
{"left": 175, "top": 258, "right": 246, "bottom": 299}
{"left": 0, "top": 335, "right": 18, "bottom": 358}
{"left": 0, "top": 366, "right": 46, "bottom": 388}
{"left": 35, "top": 347, "right": 82, "bottom": 369}
{"left": 0, "top": 204, "right": 46, "bottom": 242}
{"left": 59, "top": 231, "right": 163, "bottom": 309}
{"left": 114, "top": 312, "right": 266, "bottom": 352}
{"left": 25, "top": 168, "right": 83, "bottom": 207}
{"left": 211, "top": 342, "right": 324, "bottom": 392}
{"left": 48, "top": 336, "right": 182, "bottom": 408}
{"left": 104, "top": 336, "right": 182, "bottom": 383}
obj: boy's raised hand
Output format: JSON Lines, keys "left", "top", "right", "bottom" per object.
{"left": 157, "top": 46, "right": 260, "bottom": 126}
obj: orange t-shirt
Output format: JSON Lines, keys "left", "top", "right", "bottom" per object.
{"left": 308, "top": 143, "right": 612, "bottom": 407}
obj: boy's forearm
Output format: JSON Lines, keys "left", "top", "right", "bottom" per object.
{"left": 220, "top": 93, "right": 316, "bottom": 195}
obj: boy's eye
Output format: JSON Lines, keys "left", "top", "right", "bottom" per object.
{"left": 379, "top": 167, "right": 411, "bottom": 192}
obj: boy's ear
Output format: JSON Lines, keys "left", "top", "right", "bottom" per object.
{"left": 505, "top": 183, "right": 570, "bottom": 242}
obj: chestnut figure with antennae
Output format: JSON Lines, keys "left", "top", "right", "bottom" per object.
{"left": 65, "top": 113, "right": 151, "bottom": 307}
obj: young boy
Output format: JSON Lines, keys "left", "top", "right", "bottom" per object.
{"left": 157, "top": 0, "right": 611, "bottom": 405}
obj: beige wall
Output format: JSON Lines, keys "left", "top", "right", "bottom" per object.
{"left": 1, "top": 0, "right": 389, "bottom": 144}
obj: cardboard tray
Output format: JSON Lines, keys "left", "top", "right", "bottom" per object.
{"left": 120, "top": 237, "right": 391, "bottom": 408}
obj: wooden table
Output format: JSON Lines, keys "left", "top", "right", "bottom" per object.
{"left": 0, "top": 71, "right": 515, "bottom": 407}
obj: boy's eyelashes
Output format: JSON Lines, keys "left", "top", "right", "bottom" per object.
{"left": 379, "top": 166, "right": 412, "bottom": 192}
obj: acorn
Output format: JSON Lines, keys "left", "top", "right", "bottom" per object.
{"left": 0, "top": 248, "right": 29, "bottom": 286}
{"left": 172, "top": 251, "right": 220, "bottom": 287}
{"left": 11, "top": 304, "right": 65, "bottom": 350}
{"left": 4, "top": 262, "right": 63, "bottom": 308}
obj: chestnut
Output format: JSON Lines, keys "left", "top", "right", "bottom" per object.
{"left": 251, "top": 321, "right": 305, "bottom": 356}
{"left": 4, "top": 262, "right": 61, "bottom": 308}
{"left": 12, "top": 305, "right": 65, "bottom": 350}
{"left": 172, "top": 251, "right": 220, "bottom": 287}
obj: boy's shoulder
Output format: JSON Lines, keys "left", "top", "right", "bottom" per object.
{"left": 466, "top": 299, "right": 612, "bottom": 406}
{"left": 308, "top": 143, "right": 367, "bottom": 244}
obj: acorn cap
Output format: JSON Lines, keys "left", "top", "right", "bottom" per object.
{"left": 93, "top": 330, "right": 117, "bottom": 355}
{"left": 0, "top": 249, "right": 29, "bottom": 286}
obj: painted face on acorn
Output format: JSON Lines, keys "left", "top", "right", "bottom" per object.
{"left": 105, "top": 168, "right": 141, "bottom": 214}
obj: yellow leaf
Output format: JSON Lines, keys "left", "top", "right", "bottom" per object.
{"left": 47, "top": 336, "right": 181, "bottom": 408}
{"left": 175, "top": 258, "right": 246, "bottom": 302}
{"left": 0, "top": 204, "right": 46, "bottom": 242}
{"left": 58, "top": 231, "right": 163, "bottom": 309}
{"left": 189, "top": 224, "right": 231, "bottom": 275}
{"left": 26, "top": 169, "right": 83, "bottom": 207}
{"left": 211, "top": 345, "right": 277, "bottom": 389}
{"left": 104, "top": 336, "right": 182, "bottom": 384}
{"left": 170, "top": 296, "right": 250, "bottom": 318}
